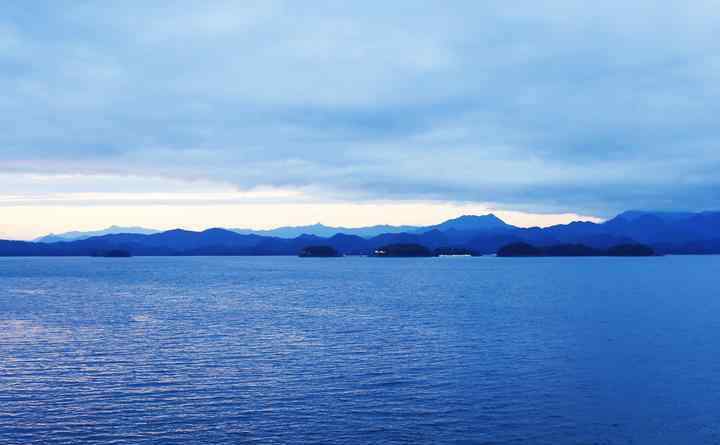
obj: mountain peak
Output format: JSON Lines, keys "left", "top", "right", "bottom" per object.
{"left": 431, "top": 214, "right": 509, "bottom": 231}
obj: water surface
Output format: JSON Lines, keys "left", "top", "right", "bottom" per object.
{"left": 1, "top": 256, "right": 719, "bottom": 444}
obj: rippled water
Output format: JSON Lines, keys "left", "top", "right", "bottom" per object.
{"left": 1, "top": 256, "right": 720, "bottom": 444}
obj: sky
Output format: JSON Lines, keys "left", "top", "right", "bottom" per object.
{"left": 1, "top": 1, "right": 718, "bottom": 240}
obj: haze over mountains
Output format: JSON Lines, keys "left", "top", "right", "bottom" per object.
{"left": 5, "top": 211, "right": 719, "bottom": 257}
{"left": 35, "top": 226, "right": 161, "bottom": 243}
{"left": 229, "top": 223, "right": 420, "bottom": 239}
{"left": 35, "top": 215, "right": 510, "bottom": 242}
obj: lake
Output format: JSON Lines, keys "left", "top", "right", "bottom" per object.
{"left": 1, "top": 256, "right": 719, "bottom": 444}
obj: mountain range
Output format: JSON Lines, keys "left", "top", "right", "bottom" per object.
{"left": 5, "top": 211, "right": 719, "bottom": 257}
{"left": 34, "top": 214, "right": 509, "bottom": 242}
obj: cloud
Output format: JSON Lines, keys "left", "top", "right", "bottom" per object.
{"left": 1, "top": 0, "right": 719, "bottom": 216}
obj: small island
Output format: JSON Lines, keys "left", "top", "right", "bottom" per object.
{"left": 371, "top": 243, "right": 433, "bottom": 257}
{"left": 433, "top": 247, "right": 480, "bottom": 257}
{"left": 497, "top": 242, "right": 656, "bottom": 257}
{"left": 605, "top": 243, "right": 656, "bottom": 256}
{"left": 298, "top": 245, "right": 341, "bottom": 257}
{"left": 92, "top": 249, "right": 133, "bottom": 258}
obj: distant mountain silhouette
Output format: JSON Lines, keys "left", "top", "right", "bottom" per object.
{"left": 231, "top": 223, "right": 420, "bottom": 238}
{"left": 4, "top": 211, "right": 719, "bottom": 256}
{"left": 425, "top": 214, "right": 510, "bottom": 232}
{"left": 32, "top": 213, "right": 510, "bottom": 242}
{"left": 232, "top": 213, "right": 509, "bottom": 238}
{"left": 611, "top": 210, "right": 698, "bottom": 223}
{"left": 35, "top": 226, "right": 160, "bottom": 243}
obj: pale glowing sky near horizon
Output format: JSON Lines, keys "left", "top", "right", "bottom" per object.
{"left": 0, "top": 172, "right": 604, "bottom": 240}
{"left": 0, "top": 177, "right": 602, "bottom": 240}
{"left": 1, "top": 1, "right": 718, "bottom": 240}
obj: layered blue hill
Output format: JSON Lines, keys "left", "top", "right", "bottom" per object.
{"left": 3, "top": 211, "right": 719, "bottom": 256}
{"left": 34, "top": 213, "right": 511, "bottom": 242}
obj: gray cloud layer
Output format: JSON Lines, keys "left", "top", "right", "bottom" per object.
{"left": 1, "top": 1, "right": 719, "bottom": 215}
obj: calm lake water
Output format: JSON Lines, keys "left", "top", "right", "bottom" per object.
{"left": 1, "top": 256, "right": 719, "bottom": 444}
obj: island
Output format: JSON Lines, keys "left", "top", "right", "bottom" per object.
{"left": 298, "top": 245, "right": 341, "bottom": 257}
{"left": 433, "top": 247, "right": 480, "bottom": 257}
{"left": 371, "top": 243, "right": 433, "bottom": 257}
{"left": 92, "top": 249, "right": 133, "bottom": 258}
{"left": 497, "top": 242, "right": 656, "bottom": 257}
{"left": 606, "top": 243, "right": 656, "bottom": 256}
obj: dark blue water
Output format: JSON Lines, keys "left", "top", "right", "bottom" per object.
{"left": 1, "top": 256, "right": 719, "bottom": 444}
